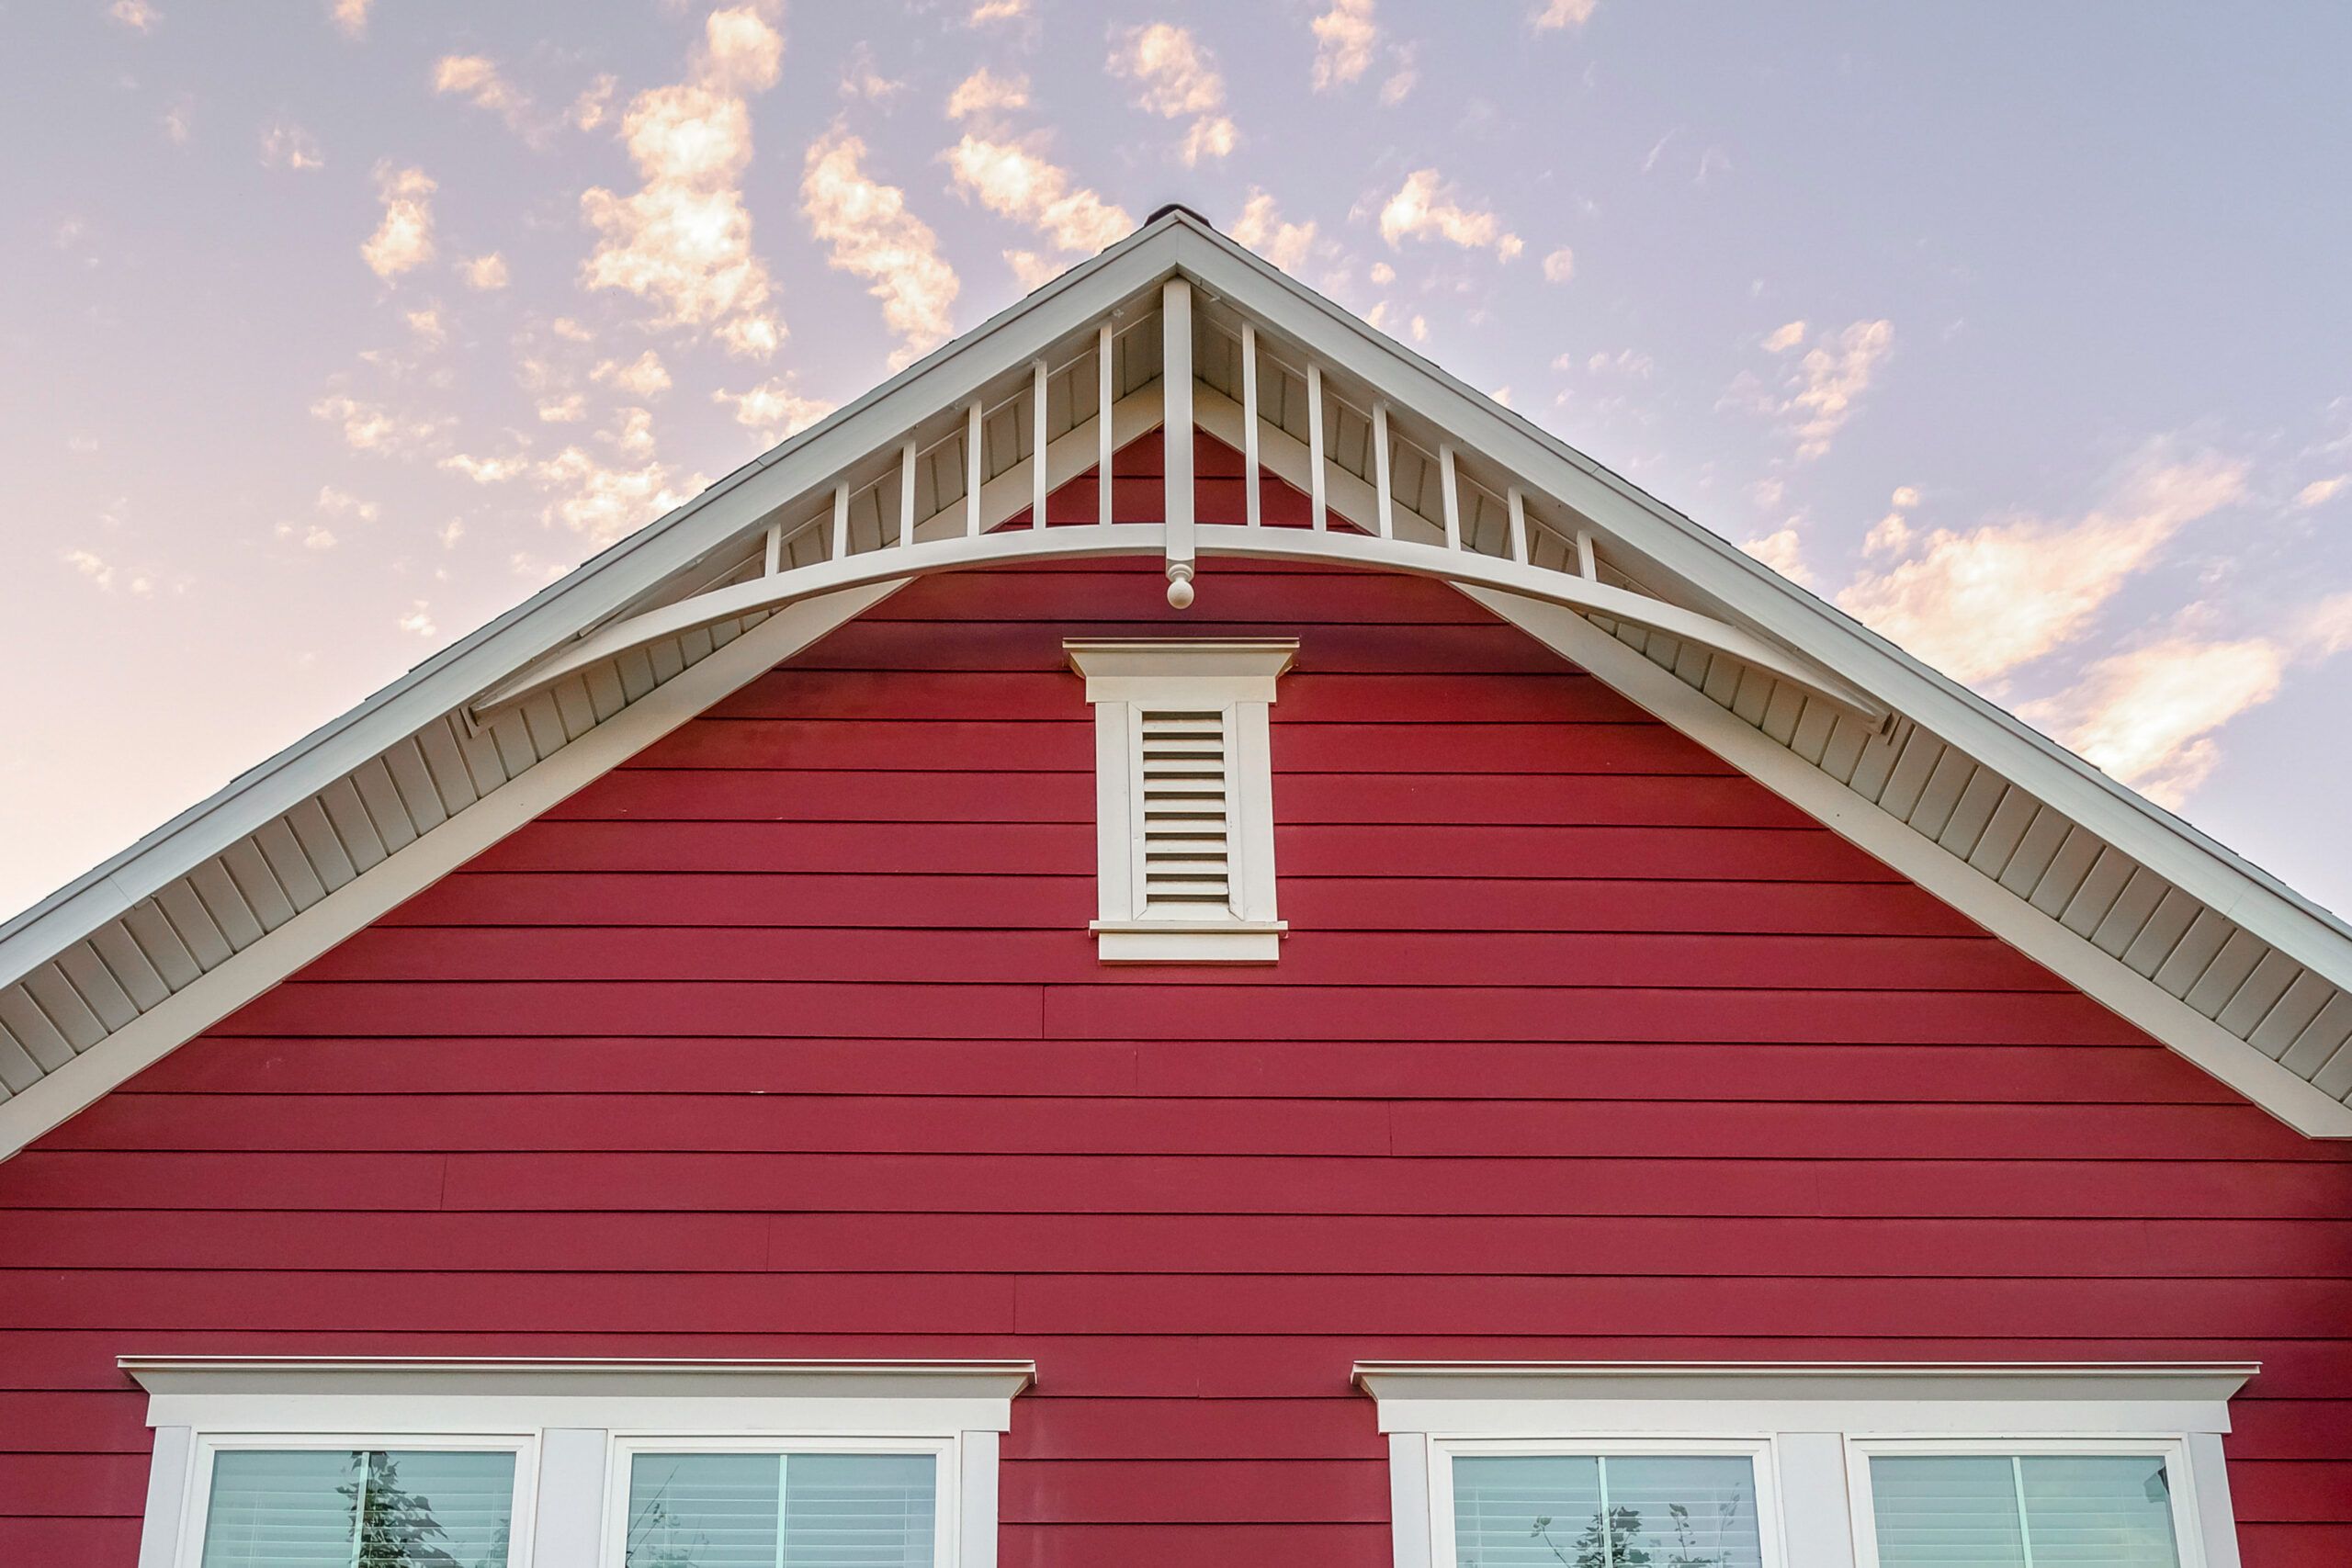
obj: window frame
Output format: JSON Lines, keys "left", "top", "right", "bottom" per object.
{"left": 1356, "top": 1361, "right": 2253, "bottom": 1568}
{"left": 175, "top": 1428, "right": 538, "bottom": 1568}
{"left": 602, "top": 1430, "right": 963, "bottom": 1568}
{"left": 125, "top": 1357, "right": 1031, "bottom": 1568}
{"left": 1428, "top": 1434, "right": 1787, "bottom": 1568}
{"left": 1845, "top": 1434, "right": 2209, "bottom": 1568}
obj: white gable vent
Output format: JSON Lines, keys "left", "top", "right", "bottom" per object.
{"left": 1065, "top": 638, "right": 1297, "bottom": 962}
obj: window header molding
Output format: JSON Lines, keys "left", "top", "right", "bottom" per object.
{"left": 121, "top": 1356, "right": 1036, "bottom": 1434}
{"left": 1353, "top": 1360, "right": 2259, "bottom": 1437}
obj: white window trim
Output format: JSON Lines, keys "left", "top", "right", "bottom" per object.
{"left": 1064, "top": 637, "right": 1297, "bottom": 962}
{"left": 1846, "top": 1435, "right": 2208, "bottom": 1568}
{"left": 1356, "top": 1361, "right": 2256, "bottom": 1568}
{"left": 1429, "top": 1435, "right": 1785, "bottom": 1568}
{"left": 123, "top": 1356, "right": 1032, "bottom": 1568}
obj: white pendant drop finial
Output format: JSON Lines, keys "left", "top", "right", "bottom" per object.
{"left": 1165, "top": 562, "right": 1195, "bottom": 609}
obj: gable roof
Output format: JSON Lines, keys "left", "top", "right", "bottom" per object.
{"left": 6, "top": 207, "right": 2351, "bottom": 1152}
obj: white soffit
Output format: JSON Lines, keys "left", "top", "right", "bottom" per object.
{"left": 0, "top": 208, "right": 2349, "bottom": 1153}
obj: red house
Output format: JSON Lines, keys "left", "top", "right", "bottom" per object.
{"left": 4, "top": 209, "right": 2348, "bottom": 1567}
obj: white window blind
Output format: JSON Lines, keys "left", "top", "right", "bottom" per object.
{"left": 1136, "top": 709, "right": 1234, "bottom": 910}
{"left": 198, "top": 1449, "right": 515, "bottom": 1568}
{"left": 623, "top": 1451, "right": 937, "bottom": 1568}
{"left": 1870, "top": 1455, "right": 2182, "bottom": 1568}
{"left": 1453, "top": 1454, "right": 1765, "bottom": 1568}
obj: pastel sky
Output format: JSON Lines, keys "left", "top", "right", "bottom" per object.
{"left": 6, "top": 0, "right": 2350, "bottom": 923}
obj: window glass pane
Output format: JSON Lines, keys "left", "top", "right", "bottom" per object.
{"left": 626, "top": 1451, "right": 937, "bottom": 1568}
{"left": 1452, "top": 1454, "right": 1762, "bottom": 1568}
{"left": 1871, "top": 1457, "right": 2026, "bottom": 1568}
{"left": 1871, "top": 1456, "right": 2182, "bottom": 1568}
{"left": 200, "top": 1449, "right": 514, "bottom": 1568}
{"left": 2018, "top": 1457, "right": 2180, "bottom": 1568}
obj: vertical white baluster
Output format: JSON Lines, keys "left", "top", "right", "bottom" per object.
{"left": 1031, "top": 357, "right": 1049, "bottom": 528}
{"left": 1439, "top": 443, "right": 1462, "bottom": 551}
{"left": 1306, "top": 362, "right": 1328, "bottom": 533}
{"left": 1161, "top": 276, "right": 1196, "bottom": 607}
{"left": 898, "top": 436, "right": 917, "bottom": 550}
{"left": 1241, "top": 321, "right": 1261, "bottom": 528}
{"left": 763, "top": 521, "right": 783, "bottom": 576}
{"left": 831, "top": 480, "right": 850, "bottom": 561}
{"left": 1097, "top": 321, "right": 1114, "bottom": 525}
{"left": 1506, "top": 487, "right": 1529, "bottom": 566}
{"left": 1372, "top": 400, "right": 1394, "bottom": 540}
{"left": 1576, "top": 528, "right": 1598, "bottom": 580}
{"left": 966, "top": 400, "right": 983, "bottom": 537}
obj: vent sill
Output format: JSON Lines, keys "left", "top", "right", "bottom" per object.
{"left": 1090, "top": 919, "right": 1288, "bottom": 964}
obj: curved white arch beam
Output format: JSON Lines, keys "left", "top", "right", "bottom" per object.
{"left": 475, "top": 520, "right": 1883, "bottom": 721}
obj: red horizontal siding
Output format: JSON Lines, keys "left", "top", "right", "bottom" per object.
{"left": 3, "top": 452, "right": 2346, "bottom": 1562}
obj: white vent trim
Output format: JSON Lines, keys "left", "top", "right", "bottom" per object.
{"left": 1065, "top": 638, "right": 1296, "bottom": 962}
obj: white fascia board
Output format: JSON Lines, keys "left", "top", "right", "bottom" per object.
{"left": 0, "top": 214, "right": 1202, "bottom": 992}
{"left": 0, "top": 585, "right": 901, "bottom": 1161}
{"left": 1352, "top": 1360, "right": 2258, "bottom": 1438}
{"left": 1475, "top": 589, "right": 2352, "bottom": 1137}
{"left": 1162, "top": 220, "right": 2352, "bottom": 995}
{"left": 122, "top": 1357, "right": 1035, "bottom": 1436}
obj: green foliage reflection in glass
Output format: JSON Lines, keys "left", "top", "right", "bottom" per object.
{"left": 1454, "top": 1455, "right": 1764, "bottom": 1568}
{"left": 198, "top": 1449, "right": 513, "bottom": 1568}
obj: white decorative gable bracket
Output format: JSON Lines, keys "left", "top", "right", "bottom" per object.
{"left": 470, "top": 276, "right": 1883, "bottom": 728}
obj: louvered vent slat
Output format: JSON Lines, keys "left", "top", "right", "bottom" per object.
{"left": 1140, "top": 710, "right": 1232, "bottom": 908}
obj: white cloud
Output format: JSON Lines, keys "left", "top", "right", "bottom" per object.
{"left": 967, "top": 0, "right": 1032, "bottom": 21}
{"left": 1835, "top": 446, "right": 2247, "bottom": 688}
{"left": 801, "top": 126, "right": 960, "bottom": 369}
{"left": 1230, "top": 187, "right": 1317, "bottom": 272}
{"left": 433, "top": 54, "right": 541, "bottom": 141}
{"left": 1490, "top": 385, "right": 1513, "bottom": 408}
{"left": 1181, "top": 117, "right": 1238, "bottom": 164}
{"left": 278, "top": 524, "right": 337, "bottom": 550}
{"left": 329, "top": 0, "right": 371, "bottom": 39}
{"left": 311, "top": 391, "right": 444, "bottom": 454}
{"left": 438, "top": 517, "right": 466, "bottom": 548}
{"left": 537, "top": 393, "right": 588, "bottom": 423}
{"left": 578, "top": 6, "right": 786, "bottom": 357}
{"left": 397, "top": 601, "right": 437, "bottom": 637}
{"left": 1377, "top": 169, "right": 1523, "bottom": 260}
{"left": 571, "top": 73, "right": 617, "bottom": 131}
{"left": 1379, "top": 51, "right": 1418, "bottom": 106}
{"left": 2292, "top": 474, "right": 2346, "bottom": 509}
{"left": 1109, "top": 22, "right": 1237, "bottom": 164}
{"left": 460, "top": 253, "right": 509, "bottom": 290}
{"left": 260, "top": 120, "right": 323, "bottom": 170}
{"left": 404, "top": 305, "right": 446, "bottom": 344}
{"left": 1786, "top": 320, "right": 1893, "bottom": 457}
{"left": 1532, "top": 0, "right": 1598, "bottom": 28}
{"left": 1541, "top": 246, "right": 1575, "bottom": 284}
{"left": 361, "top": 163, "right": 435, "bottom": 281}
{"left": 62, "top": 548, "right": 117, "bottom": 588}
{"left": 315, "top": 485, "right": 379, "bottom": 523}
{"left": 1762, "top": 319, "right": 1806, "bottom": 353}
{"left": 839, "top": 44, "right": 904, "bottom": 104}
{"left": 2018, "top": 633, "right": 2284, "bottom": 808}
{"left": 161, "top": 95, "right": 194, "bottom": 145}
{"left": 1311, "top": 0, "right": 1378, "bottom": 90}
{"left": 713, "top": 378, "right": 835, "bottom": 445}
{"left": 945, "top": 67, "right": 1028, "bottom": 123}
{"left": 945, "top": 136, "right": 1133, "bottom": 254}
{"left": 1740, "top": 525, "right": 1814, "bottom": 587}
{"left": 535, "top": 446, "right": 700, "bottom": 546}
{"left": 592, "top": 350, "right": 673, "bottom": 398}
{"left": 440, "top": 452, "right": 528, "bottom": 484}
{"left": 108, "top": 0, "right": 158, "bottom": 31}
{"left": 1891, "top": 485, "right": 1921, "bottom": 508}
{"left": 1003, "top": 250, "right": 1063, "bottom": 291}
